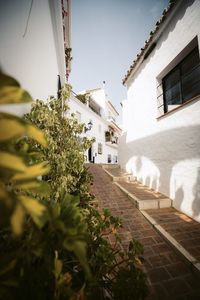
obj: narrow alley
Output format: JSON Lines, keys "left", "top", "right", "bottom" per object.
{"left": 88, "top": 164, "right": 200, "bottom": 300}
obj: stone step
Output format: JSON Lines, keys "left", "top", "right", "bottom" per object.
{"left": 115, "top": 181, "right": 172, "bottom": 210}
{"left": 103, "top": 165, "right": 137, "bottom": 182}
{"left": 103, "top": 166, "right": 172, "bottom": 210}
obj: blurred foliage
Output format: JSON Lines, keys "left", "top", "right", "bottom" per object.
{"left": 76, "top": 93, "right": 89, "bottom": 104}
{"left": 0, "top": 72, "right": 148, "bottom": 299}
{"left": 0, "top": 71, "right": 49, "bottom": 236}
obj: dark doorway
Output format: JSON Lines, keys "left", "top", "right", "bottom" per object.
{"left": 88, "top": 147, "right": 92, "bottom": 162}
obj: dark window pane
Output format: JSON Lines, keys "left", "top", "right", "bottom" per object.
{"left": 182, "top": 65, "right": 200, "bottom": 101}
{"left": 181, "top": 47, "right": 200, "bottom": 75}
{"left": 165, "top": 82, "right": 182, "bottom": 105}
{"left": 162, "top": 45, "right": 200, "bottom": 112}
{"left": 164, "top": 68, "right": 180, "bottom": 90}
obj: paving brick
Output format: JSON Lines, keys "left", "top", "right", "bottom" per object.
{"left": 88, "top": 164, "right": 200, "bottom": 299}
{"left": 163, "top": 279, "right": 191, "bottom": 295}
{"left": 147, "top": 283, "right": 168, "bottom": 299}
{"left": 165, "top": 262, "right": 189, "bottom": 278}
{"left": 146, "top": 208, "right": 200, "bottom": 263}
{"left": 148, "top": 267, "right": 171, "bottom": 283}
{"left": 147, "top": 254, "right": 171, "bottom": 268}
{"left": 152, "top": 243, "right": 171, "bottom": 254}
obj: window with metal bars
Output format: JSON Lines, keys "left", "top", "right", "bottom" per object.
{"left": 98, "top": 143, "right": 103, "bottom": 155}
{"left": 162, "top": 46, "right": 200, "bottom": 113}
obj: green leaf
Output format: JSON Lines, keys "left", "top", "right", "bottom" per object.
{"left": 18, "top": 195, "right": 46, "bottom": 227}
{"left": 10, "top": 203, "right": 25, "bottom": 235}
{"left": 12, "top": 162, "right": 50, "bottom": 180}
{"left": 0, "top": 118, "right": 25, "bottom": 141}
{"left": 0, "top": 86, "right": 32, "bottom": 104}
{"left": 0, "top": 259, "right": 17, "bottom": 277}
{"left": 54, "top": 251, "right": 63, "bottom": 280}
{"left": 26, "top": 124, "right": 48, "bottom": 147}
{"left": 0, "top": 181, "right": 8, "bottom": 199}
{"left": 0, "top": 71, "right": 32, "bottom": 104}
{"left": 0, "top": 72, "right": 20, "bottom": 88}
{"left": 64, "top": 239, "right": 90, "bottom": 278}
{"left": 0, "top": 113, "right": 47, "bottom": 147}
{"left": 16, "top": 180, "right": 51, "bottom": 196}
{"left": 52, "top": 203, "right": 61, "bottom": 218}
{"left": 0, "top": 151, "right": 26, "bottom": 171}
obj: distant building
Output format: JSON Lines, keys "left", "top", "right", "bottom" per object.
{"left": 120, "top": 0, "right": 200, "bottom": 221}
{"left": 0, "top": 0, "right": 71, "bottom": 106}
{"left": 69, "top": 88, "right": 121, "bottom": 164}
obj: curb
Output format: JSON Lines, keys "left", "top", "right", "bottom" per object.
{"left": 102, "top": 167, "right": 200, "bottom": 277}
{"left": 140, "top": 210, "right": 200, "bottom": 278}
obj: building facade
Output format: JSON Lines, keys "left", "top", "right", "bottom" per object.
{"left": 119, "top": 0, "right": 200, "bottom": 221}
{"left": 0, "top": 0, "right": 71, "bottom": 110}
{"left": 68, "top": 88, "right": 121, "bottom": 164}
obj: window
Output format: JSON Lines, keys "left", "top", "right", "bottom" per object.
{"left": 162, "top": 46, "right": 200, "bottom": 113}
{"left": 98, "top": 143, "right": 103, "bottom": 154}
{"left": 107, "top": 154, "right": 111, "bottom": 163}
{"left": 113, "top": 155, "right": 118, "bottom": 163}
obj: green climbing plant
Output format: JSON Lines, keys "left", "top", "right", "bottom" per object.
{"left": 25, "top": 84, "right": 148, "bottom": 299}
{"left": 0, "top": 72, "right": 148, "bottom": 299}
{"left": 0, "top": 73, "right": 90, "bottom": 300}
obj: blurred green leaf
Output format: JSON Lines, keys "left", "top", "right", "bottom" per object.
{"left": 16, "top": 180, "right": 51, "bottom": 196}
{"left": 12, "top": 162, "right": 50, "bottom": 180}
{"left": 0, "top": 259, "right": 16, "bottom": 277}
{"left": 26, "top": 124, "right": 47, "bottom": 148}
{"left": 18, "top": 195, "right": 46, "bottom": 227}
{"left": 0, "top": 151, "right": 26, "bottom": 171}
{"left": 0, "top": 71, "right": 32, "bottom": 104}
{"left": 0, "top": 72, "right": 20, "bottom": 88}
{"left": 54, "top": 251, "right": 62, "bottom": 280}
{"left": 10, "top": 203, "right": 25, "bottom": 235}
{"left": 0, "top": 86, "right": 32, "bottom": 104}
{"left": 0, "top": 118, "right": 25, "bottom": 141}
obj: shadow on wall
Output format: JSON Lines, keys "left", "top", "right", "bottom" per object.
{"left": 192, "top": 168, "right": 200, "bottom": 218}
{"left": 119, "top": 124, "right": 200, "bottom": 221}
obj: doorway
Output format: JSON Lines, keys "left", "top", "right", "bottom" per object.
{"left": 88, "top": 147, "right": 92, "bottom": 162}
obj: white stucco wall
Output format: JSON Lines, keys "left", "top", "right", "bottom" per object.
{"left": 0, "top": 0, "right": 65, "bottom": 104}
{"left": 68, "top": 95, "right": 118, "bottom": 164}
{"left": 119, "top": 0, "right": 200, "bottom": 221}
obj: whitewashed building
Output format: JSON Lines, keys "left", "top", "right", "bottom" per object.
{"left": 0, "top": 0, "right": 71, "bottom": 113}
{"left": 119, "top": 0, "right": 200, "bottom": 221}
{"left": 68, "top": 88, "right": 121, "bottom": 164}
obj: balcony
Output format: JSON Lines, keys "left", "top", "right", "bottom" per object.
{"left": 89, "top": 100, "right": 101, "bottom": 116}
{"left": 105, "top": 131, "right": 118, "bottom": 147}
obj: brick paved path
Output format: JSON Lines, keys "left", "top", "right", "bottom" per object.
{"left": 146, "top": 208, "right": 200, "bottom": 262}
{"left": 88, "top": 164, "right": 200, "bottom": 300}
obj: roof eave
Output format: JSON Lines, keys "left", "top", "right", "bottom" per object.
{"left": 122, "top": 0, "right": 182, "bottom": 86}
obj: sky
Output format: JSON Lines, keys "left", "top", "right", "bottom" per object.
{"left": 69, "top": 0, "right": 169, "bottom": 121}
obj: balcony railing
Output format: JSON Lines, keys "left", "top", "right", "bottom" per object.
{"left": 89, "top": 103, "right": 101, "bottom": 116}
{"left": 105, "top": 131, "right": 118, "bottom": 144}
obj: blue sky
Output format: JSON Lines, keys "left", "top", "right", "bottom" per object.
{"left": 70, "top": 0, "right": 169, "bottom": 121}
